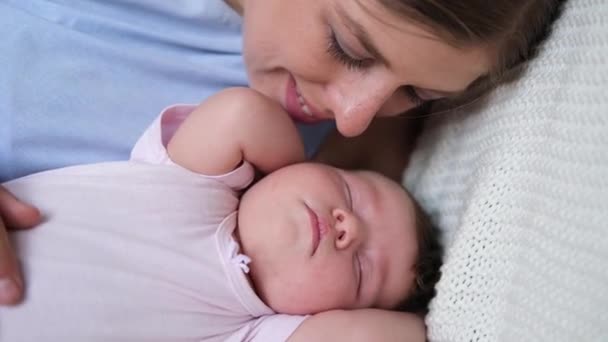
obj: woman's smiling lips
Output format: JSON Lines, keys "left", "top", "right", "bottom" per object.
{"left": 306, "top": 205, "right": 321, "bottom": 255}
{"left": 285, "top": 74, "right": 326, "bottom": 124}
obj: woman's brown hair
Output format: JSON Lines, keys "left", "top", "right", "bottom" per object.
{"left": 379, "top": 0, "right": 567, "bottom": 312}
{"left": 378, "top": 0, "right": 567, "bottom": 102}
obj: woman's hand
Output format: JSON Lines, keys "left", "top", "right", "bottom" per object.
{"left": 0, "top": 186, "right": 41, "bottom": 305}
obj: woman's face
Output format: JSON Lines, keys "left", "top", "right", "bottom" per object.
{"left": 239, "top": 0, "right": 491, "bottom": 136}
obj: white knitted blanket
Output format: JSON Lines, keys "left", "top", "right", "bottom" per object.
{"left": 404, "top": 0, "right": 608, "bottom": 341}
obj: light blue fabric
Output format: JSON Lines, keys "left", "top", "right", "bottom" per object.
{"left": 0, "top": 0, "right": 333, "bottom": 181}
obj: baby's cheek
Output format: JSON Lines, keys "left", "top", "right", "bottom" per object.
{"left": 266, "top": 267, "right": 355, "bottom": 315}
{"left": 301, "top": 267, "right": 357, "bottom": 311}
{"left": 262, "top": 278, "right": 325, "bottom": 314}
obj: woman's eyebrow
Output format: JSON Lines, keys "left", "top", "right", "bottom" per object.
{"left": 334, "top": 4, "right": 391, "bottom": 67}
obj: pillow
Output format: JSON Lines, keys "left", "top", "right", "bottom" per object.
{"left": 404, "top": 0, "right": 608, "bottom": 340}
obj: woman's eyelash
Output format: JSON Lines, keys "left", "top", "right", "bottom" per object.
{"left": 326, "top": 28, "right": 425, "bottom": 107}
{"left": 327, "top": 30, "right": 368, "bottom": 71}
{"left": 403, "top": 86, "right": 425, "bottom": 106}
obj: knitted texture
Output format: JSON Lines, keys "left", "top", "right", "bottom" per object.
{"left": 404, "top": 0, "right": 608, "bottom": 341}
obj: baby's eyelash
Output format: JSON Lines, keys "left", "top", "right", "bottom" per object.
{"left": 326, "top": 30, "right": 369, "bottom": 71}
{"left": 346, "top": 183, "right": 353, "bottom": 210}
{"left": 356, "top": 254, "right": 362, "bottom": 297}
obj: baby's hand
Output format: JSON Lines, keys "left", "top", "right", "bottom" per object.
{"left": 0, "top": 186, "right": 41, "bottom": 305}
{"left": 168, "top": 87, "right": 305, "bottom": 176}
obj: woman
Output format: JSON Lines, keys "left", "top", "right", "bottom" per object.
{"left": 0, "top": 0, "right": 561, "bottom": 310}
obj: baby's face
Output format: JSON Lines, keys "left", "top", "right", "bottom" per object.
{"left": 237, "top": 163, "right": 418, "bottom": 315}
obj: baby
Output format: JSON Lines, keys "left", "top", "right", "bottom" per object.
{"left": 1, "top": 88, "right": 440, "bottom": 341}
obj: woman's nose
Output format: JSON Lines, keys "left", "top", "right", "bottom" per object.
{"left": 324, "top": 73, "right": 397, "bottom": 137}
{"left": 332, "top": 208, "right": 363, "bottom": 250}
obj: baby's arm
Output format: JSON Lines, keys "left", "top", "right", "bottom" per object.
{"left": 288, "top": 309, "right": 425, "bottom": 342}
{"left": 167, "top": 87, "right": 305, "bottom": 175}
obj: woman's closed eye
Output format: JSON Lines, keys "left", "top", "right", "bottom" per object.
{"left": 402, "top": 86, "right": 425, "bottom": 107}
{"left": 326, "top": 28, "right": 429, "bottom": 108}
{"left": 326, "top": 28, "right": 372, "bottom": 71}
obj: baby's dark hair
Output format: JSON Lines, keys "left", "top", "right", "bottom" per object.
{"left": 397, "top": 194, "right": 443, "bottom": 314}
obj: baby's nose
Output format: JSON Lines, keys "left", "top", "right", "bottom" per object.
{"left": 333, "top": 208, "right": 362, "bottom": 250}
